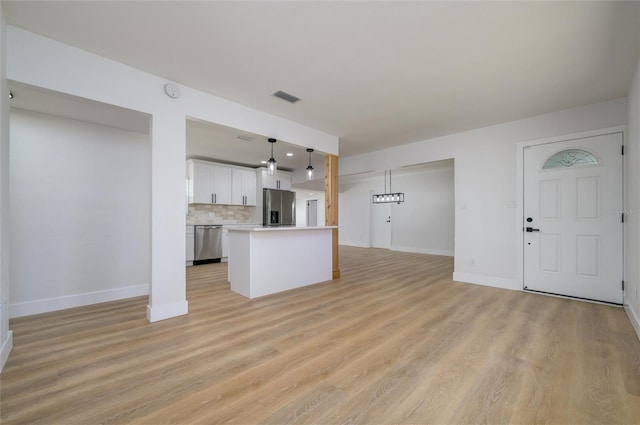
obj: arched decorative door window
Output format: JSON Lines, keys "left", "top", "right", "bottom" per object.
{"left": 542, "top": 148, "right": 600, "bottom": 170}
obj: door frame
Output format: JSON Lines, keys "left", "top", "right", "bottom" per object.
{"left": 516, "top": 126, "right": 626, "bottom": 298}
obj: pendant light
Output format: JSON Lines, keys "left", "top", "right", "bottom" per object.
{"left": 266, "top": 138, "right": 277, "bottom": 175}
{"left": 306, "top": 148, "right": 314, "bottom": 180}
{"left": 372, "top": 170, "right": 405, "bottom": 204}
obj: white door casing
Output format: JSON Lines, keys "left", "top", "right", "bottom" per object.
{"left": 370, "top": 189, "right": 392, "bottom": 249}
{"left": 523, "top": 132, "right": 623, "bottom": 304}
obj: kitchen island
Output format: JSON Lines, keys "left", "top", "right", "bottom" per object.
{"left": 228, "top": 226, "right": 337, "bottom": 298}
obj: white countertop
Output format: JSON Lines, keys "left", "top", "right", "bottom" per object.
{"left": 228, "top": 226, "right": 338, "bottom": 232}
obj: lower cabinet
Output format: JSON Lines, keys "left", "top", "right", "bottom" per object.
{"left": 186, "top": 226, "right": 194, "bottom": 266}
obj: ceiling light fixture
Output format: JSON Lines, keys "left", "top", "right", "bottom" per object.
{"left": 306, "top": 148, "right": 314, "bottom": 181}
{"left": 286, "top": 152, "right": 294, "bottom": 157}
{"left": 372, "top": 170, "right": 404, "bottom": 204}
{"left": 266, "top": 138, "right": 277, "bottom": 175}
{"left": 8, "top": 91, "right": 13, "bottom": 99}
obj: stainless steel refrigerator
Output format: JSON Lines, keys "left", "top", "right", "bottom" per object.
{"left": 263, "top": 189, "right": 296, "bottom": 226}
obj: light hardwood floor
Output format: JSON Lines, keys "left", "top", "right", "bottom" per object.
{"left": 2, "top": 246, "right": 640, "bottom": 424}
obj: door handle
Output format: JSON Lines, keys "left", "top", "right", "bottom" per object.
{"left": 525, "top": 227, "right": 540, "bottom": 232}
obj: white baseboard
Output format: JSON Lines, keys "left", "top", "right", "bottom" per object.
{"left": 339, "top": 241, "right": 370, "bottom": 248}
{"left": 391, "top": 245, "right": 454, "bottom": 257}
{"left": 0, "top": 330, "right": 13, "bottom": 372}
{"left": 9, "top": 284, "right": 149, "bottom": 318}
{"left": 452, "top": 272, "right": 519, "bottom": 291}
{"left": 339, "top": 242, "right": 454, "bottom": 257}
{"left": 147, "top": 300, "right": 188, "bottom": 322}
{"left": 624, "top": 303, "right": 640, "bottom": 342}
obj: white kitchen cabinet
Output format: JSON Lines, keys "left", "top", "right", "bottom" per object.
{"left": 211, "top": 165, "right": 231, "bottom": 204}
{"left": 260, "top": 169, "right": 292, "bottom": 190}
{"left": 186, "top": 226, "right": 195, "bottom": 266}
{"left": 231, "top": 169, "right": 257, "bottom": 206}
{"left": 187, "top": 160, "right": 231, "bottom": 205}
{"left": 189, "top": 160, "right": 213, "bottom": 204}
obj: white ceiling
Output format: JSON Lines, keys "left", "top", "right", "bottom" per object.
{"left": 186, "top": 117, "right": 326, "bottom": 172}
{"left": 9, "top": 81, "right": 150, "bottom": 134}
{"left": 3, "top": 1, "right": 639, "bottom": 158}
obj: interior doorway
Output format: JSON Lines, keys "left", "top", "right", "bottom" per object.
{"left": 307, "top": 200, "right": 318, "bottom": 227}
{"left": 370, "top": 189, "right": 392, "bottom": 249}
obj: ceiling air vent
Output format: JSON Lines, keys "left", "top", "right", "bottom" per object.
{"left": 237, "top": 135, "right": 255, "bottom": 141}
{"left": 273, "top": 90, "right": 301, "bottom": 103}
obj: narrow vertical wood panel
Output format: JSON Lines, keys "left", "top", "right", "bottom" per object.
{"left": 325, "top": 154, "right": 340, "bottom": 279}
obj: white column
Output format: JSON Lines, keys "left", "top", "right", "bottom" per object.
{"left": 0, "top": 7, "right": 12, "bottom": 370}
{"left": 147, "top": 110, "right": 188, "bottom": 322}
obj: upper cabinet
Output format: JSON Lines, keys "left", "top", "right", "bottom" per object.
{"left": 260, "top": 169, "right": 292, "bottom": 190}
{"left": 231, "top": 168, "right": 257, "bottom": 206}
{"left": 211, "top": 165, "right": 232, "bottom": 205}
{"left": 187, "top": 159, "right": 256, "bottom": 206}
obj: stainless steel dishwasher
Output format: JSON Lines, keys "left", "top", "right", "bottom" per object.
{"left": 194, "top": 225, "right": 223, "bottom": 265}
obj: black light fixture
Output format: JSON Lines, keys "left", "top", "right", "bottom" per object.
{"left": 306, "top": 148, "right": 314, "bottom": 180}
{"left": 372, "top": 170, "right": 405, "bottom": 204}
{"left": 266, "top": 138, "right": 277, "bottom": 175}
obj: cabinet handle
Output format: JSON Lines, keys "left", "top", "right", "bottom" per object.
{"left": 214, "top": 193, "right": 217, "bottom": 203}
{"left": 211, "top": 194, "right": 214, "bottom": 203}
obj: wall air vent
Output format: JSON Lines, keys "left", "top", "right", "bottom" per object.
{"left": 237, "top": 135, "right": 255, "bottom": 141}
{"left": 273, "top": 90, "right": 301, "bottom": 103}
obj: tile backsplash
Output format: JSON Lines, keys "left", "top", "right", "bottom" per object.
{"left": 187, "top": 204, "right": 255, "bottom": 224}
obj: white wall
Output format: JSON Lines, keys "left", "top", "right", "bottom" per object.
{"left": 0, "top": 6, "right": 11, "bottom": 371}
{"left": 339, "top": 162, "right": 455, "bottom": 256}
{"left": 341, "top": 98, "right": 628, "bottom": 289}
{"left": 339, "top": 178, "right": 373, "bottom": 248}
{"left": 390, "top": 165, "right": 454, "bottom": 256}
{"left": 6, "top": 26, "right": 338, "bottom": 322}
{"left": 9, "top": 110, "right": 150, "bottom": 317}
{"left": 625, "top": 56, "right": 640, "bottom": 339}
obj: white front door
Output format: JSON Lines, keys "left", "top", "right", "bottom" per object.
{"left": 523, "top": 132, "right": 623, "bottom": 304}
{"left": 371, "top": 190, "right": 392, "bottom": 249}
